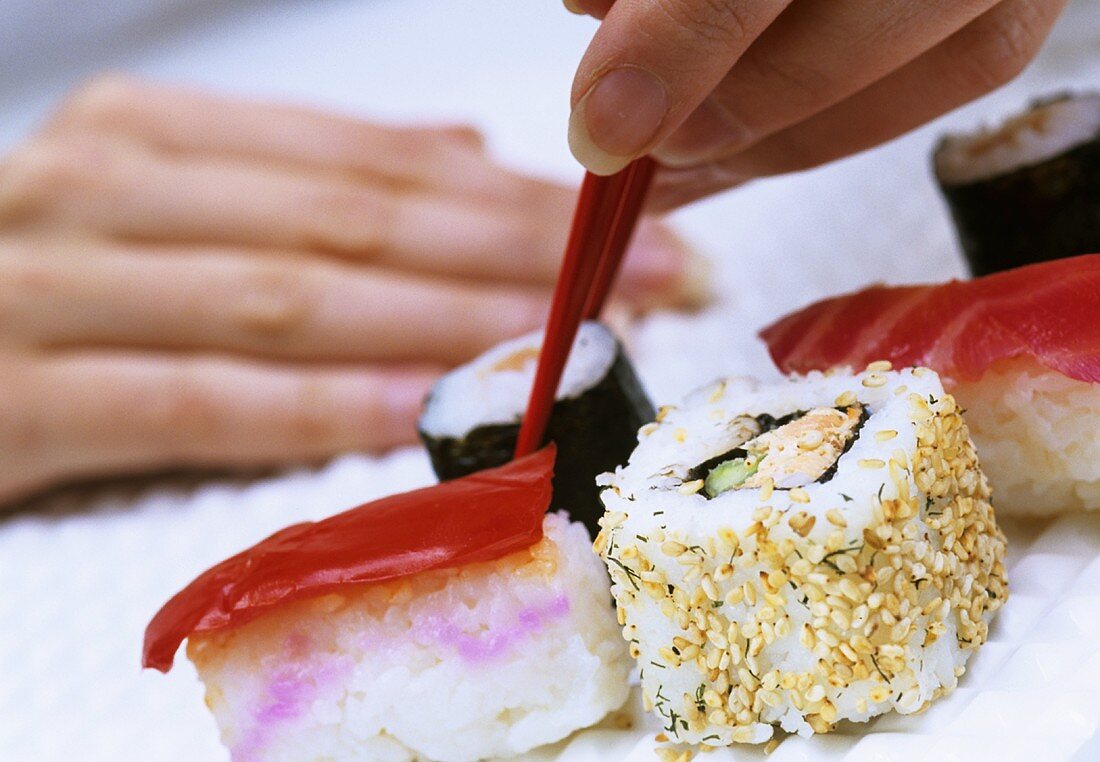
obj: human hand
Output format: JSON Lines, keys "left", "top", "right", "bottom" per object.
{"left": 0, "top": 77, "right": 701, "bottom": 503}
{"left": 565, "top": 0, "right": 1069, "bottom": 208}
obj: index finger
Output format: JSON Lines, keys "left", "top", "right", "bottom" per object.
{"left": 569, "top": 0, "right": 792, "bottom": 174}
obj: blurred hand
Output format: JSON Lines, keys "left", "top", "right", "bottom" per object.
{"left": 565, "top": 0, "right": 1069, "bottom": 208}
{"left": 0, "top": 76, "right": 701, "bottom": 504}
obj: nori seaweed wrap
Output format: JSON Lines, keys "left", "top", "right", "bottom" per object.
{"left": 418, "top": 321, "right": 654, "bottom": 537}
{"left": 934, "top": 92, "right": 1100, "bottom": 276}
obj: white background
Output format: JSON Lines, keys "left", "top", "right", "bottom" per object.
{"left": 1, "top": 1, "right": 1099, "bottom": 760}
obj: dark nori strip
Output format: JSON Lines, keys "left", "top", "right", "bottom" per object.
{"left": 420, "top": 343, "right": 655, "bottom": 538}
{"left": 936, "top": 124, "right": 1100, "bottom": 277}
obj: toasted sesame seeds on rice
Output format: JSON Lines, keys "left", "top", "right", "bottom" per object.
{"left": 596, "top": 368, "right": 1007, "bottom": 746}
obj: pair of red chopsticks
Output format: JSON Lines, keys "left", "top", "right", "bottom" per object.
{"left": 514, "top": 156, "right": 656, "bottom": 457}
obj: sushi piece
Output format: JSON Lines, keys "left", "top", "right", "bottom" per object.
{"left": 144, "top": 448, "right": 631, "bottom": 762}
{"left": 934, "top": 92, "right": 1100, "bottom": 276}
{"left": 596, "top": 368, "right": 1006, "bottom": 745}
{"left": 420, "top": 320, "right": 655, "bottom": 537}
{"left": 760, "top": 254, "right": 1100, "bottom": 516}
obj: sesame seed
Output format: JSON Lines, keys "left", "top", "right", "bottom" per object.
{"left": 805, "top": 685, "right": 826, "bottom": 703}
{"left": 743, "top": 581, "right": 757, "bottom": 606}
{"left": 859, "top": 458, "right": 886, "bottom": 469}
{"left": 639, "top": 422, "right": 660, "bottom": 438}
{"left": 661, "top": 541, "right": 688, "bottom": 556}
{"left": 674, "top": 428, "right": 687, "bottom": 443}
{"left": 602, "top": 512, "right": 628, "bottom": 529}
{"left": 866, "top": 360, "right": 893, "bottom": 373}
{"left": 759, "top": 477, "right": 775, "bottom": 502}
{"left": 825, "top": 509, "right": 847, "bottom": 527}
{"left": 708, "top": 382, "right": 726, "bottom": 403}
{"left": 677, "top": 479, "right": 705, "bottom": 495}
{"left": 862, "top": 373, "right": 887, "bottom": 388}
{"left": 789, "top": 487, "right": 811, "bottom": 504}
{"left": 875, "top": 429, "right": 898, "bottom": 442}
{"left": 798, "top": 430, "right": 825, "bottom": 450}
{"left": 835, "top": 391, "right": 858, "bottom": 407}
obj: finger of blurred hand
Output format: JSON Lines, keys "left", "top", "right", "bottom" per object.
{"left": 654, "top": 0, "right": 1000, "bottom": 167}
{"left": 46, "top": 77, "right": 503, "bottom": 194}
{"left": 649, "top": 0, "right": 1067, "bottom": 208}
{"left": 9, "top": 354, "right": 439, "bottom": 496}
{"left": 568, "top": 0, "right": 793, "bottom": 174}
{"left": 0, "top": 242, "right": 552, "bottom": 365}
{"left": 0, "top": 134, "right": 700, "bottom": 307}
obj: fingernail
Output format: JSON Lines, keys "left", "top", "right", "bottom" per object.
{"left": 569, "top": 67, "right": 667, "bottom": 175}
{"left": 563, "top": 0, "right": 586, "bottom": 15}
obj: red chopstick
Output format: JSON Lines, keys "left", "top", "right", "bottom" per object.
{"left": 583, "top": 157, "right": 656, "bottom": 319}
{"left": 514, "top": 156, "right": 655, "bottom": 458}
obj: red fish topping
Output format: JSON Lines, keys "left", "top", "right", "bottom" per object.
{"left": 143, "top": 446, "right": 555, "bottom": 673}
{"left": 760, "top": 254, "right": 1100, "bottom": 384}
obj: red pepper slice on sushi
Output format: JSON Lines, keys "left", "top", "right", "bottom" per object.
{"left": 760, "top": 253, "right": 1100, "bottom": 384}
{"left": 143, "top": 445, "right": 556, "bottom": 673}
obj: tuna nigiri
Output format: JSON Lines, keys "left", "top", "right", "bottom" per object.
{"left": 760, "top": 254, "right": 1100, "bottom": 516}
{"left": 144, "top": 447, "right": 631, "bottom": 762}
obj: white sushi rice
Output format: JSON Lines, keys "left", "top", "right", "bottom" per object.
{"left": 954, "top": 357, "right": 1100, "bottom": 516}
{"left": 187, "top": 513, "right": 631, "bottom": 762}
{"left": 596, "top": 367, "right": 1007, "bottom": 746}
{"left": 420, "top": 322, "right": 617, "bottom": 439}
{"left": 935, "top": 92, "right": 1100, "bottom": 185}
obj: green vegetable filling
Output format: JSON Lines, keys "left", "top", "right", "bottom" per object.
{"left": 704, "top": 456, "right": 759, "bottom": 498}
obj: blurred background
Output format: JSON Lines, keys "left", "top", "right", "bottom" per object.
{"left": 1, "top": 1, "right": 1098, "bottom": 760}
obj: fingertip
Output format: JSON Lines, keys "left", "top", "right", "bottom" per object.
{"left": 372, "top": 367, "right": 441, "bottom": 442}
{"left": 618, "top": 222, "right": 712, "bottom": 309}
{"left": 567, "top": 103, "right": 629, "bottom": 175}
{"left": 568, "top": 67, "right": 668, "bottom": 175}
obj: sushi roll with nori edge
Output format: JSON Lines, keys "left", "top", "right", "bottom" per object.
{"left": 143, "top": 447, "right": 632, "bottom": 762}
{"left": 420, "top": 320, "right": 655, "bottom": 538}
{"left": 596, "top": 366, "right": 1006, "bottom": 745}
{"left": 934, "top": 92, "right": 1100, "bottom": 276}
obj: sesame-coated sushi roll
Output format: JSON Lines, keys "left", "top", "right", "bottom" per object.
{"left": 420, "top": 321, "right": 654, "bottom": 537}
{"left": 934, "top": 92, "right": 1100, "bottom": 276}
{"left": 595, "top": 366, "right": 1007, "bottom": 746}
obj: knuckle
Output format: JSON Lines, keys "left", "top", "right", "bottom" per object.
{"left": 229, "top": 260, "right": 317, "bottom": 341}
{"left": 0, "top": 138, "right": 114, "bottom": 219}
{"left": 137, "top": 362, "right": 222, "bottom": 458}
{"left": 959, "top": 5, "right": 1045, "bottom": 90}
{"left": 657, "top": 0, "right": 752, "bottom": 51}
{"left": 284, "top": 377, "right": 343, "bottom": 449}
{"left": 0, "top": 252, "right": 60, "bottom": 328}
{"left": 307, "top": 186, "right": 396, "bottom": 256}
{"left": 59, "top": 73, "right": 144, "bottom": 128}
{"left": 739, "top": 48, "right": 833, "bottom": 109}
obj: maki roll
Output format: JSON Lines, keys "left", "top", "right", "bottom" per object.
{"left": 596, "top": 366, "right": 1006, "bottom": 745}
{"left": 420, "top": 321, "right": 654, "bottom": 537}
{"left": 934, "top": 92, "right": 1100, "bottom": 276}
{"left": 144, "top": 449, "right": 632, "bottom": 762}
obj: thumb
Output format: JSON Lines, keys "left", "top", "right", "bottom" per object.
{"left": 568, "top": 0, "right": 791, "bottom": 174}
